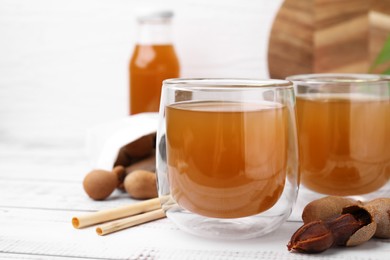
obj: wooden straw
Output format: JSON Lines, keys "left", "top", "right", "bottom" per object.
{"left": 72, "top": 197, "right": 161, "bottom": 229}
{"left": 96, "top": 208, "right": 165, "bottom": 236}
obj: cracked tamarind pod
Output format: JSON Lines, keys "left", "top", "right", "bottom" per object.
{"left": 288, "top": 208, "right": 374, "bottom": 253}
{"left": 362, "top": 198, "right": 390, "bottom": 238}
{"left": 302, "top": 196, "right": 362, "bottom": 224}
{"left": 287, "top": 196, "right": 390, "bottom": 254}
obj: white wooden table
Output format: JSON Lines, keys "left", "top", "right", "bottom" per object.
{"left": 0, "top": 114, "right": 389, "bottom": 259}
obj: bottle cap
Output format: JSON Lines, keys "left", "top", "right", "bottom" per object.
{"left": 136, "top": 8, "right": 174, "bottom": 23}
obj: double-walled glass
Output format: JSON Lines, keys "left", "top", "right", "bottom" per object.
{"left": 287, "top": 74, "right": 390, "bottom": 202}
{"left": 156, "top": 78, "right": 299, "bottom": 239}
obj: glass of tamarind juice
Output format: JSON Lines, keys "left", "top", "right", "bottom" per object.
{"left": 156, "top": 78, "right": 299, "bottom": 239}
{"left": 287, "top": 74, "right": 390, "bottom": 203}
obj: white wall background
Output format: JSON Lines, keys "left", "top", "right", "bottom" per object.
{"left": 0, "top": 0, "right": 283, "bottom": 148}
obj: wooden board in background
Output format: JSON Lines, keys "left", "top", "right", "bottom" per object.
{"left": 268, "top": 0, "right": 390, "bottom": 79}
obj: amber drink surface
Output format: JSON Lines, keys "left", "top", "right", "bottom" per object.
{"left": 297, "top": 94, "right": 390, "bottom": 195}
{"left": 166, "top": 101, "right": 288, "bottom": 218}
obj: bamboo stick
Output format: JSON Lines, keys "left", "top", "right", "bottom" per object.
{"left": 72, "top": 197, "right": 161, "bottom": 229}
{"left": 96, "top": 208, "right": 165, "bottom": 236}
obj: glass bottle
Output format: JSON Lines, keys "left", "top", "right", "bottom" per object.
{"left": 129, "top": 10, "right": 180, "bottom": 115}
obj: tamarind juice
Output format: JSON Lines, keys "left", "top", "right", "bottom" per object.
{"left": 166, "top": 101, "right": 288, "bottom": 218}
{"left": 296, "top": 94, "right": 390, "bottom": 195}
{"left": 130, "top": 44, "right": 179, "bottom": 114}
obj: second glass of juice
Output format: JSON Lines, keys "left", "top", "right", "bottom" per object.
{"left": 156, "top": 78, "right": 299, "bottom": 239}
{"left": 287, "top": 74, "right": 390, "bottom": 202}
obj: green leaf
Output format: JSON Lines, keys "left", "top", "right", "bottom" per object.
{"left": 371, "top": 34, "right": 390, "bottom": 70}
{"left": 381, "top": 67, "right": 390, "bottom": 75}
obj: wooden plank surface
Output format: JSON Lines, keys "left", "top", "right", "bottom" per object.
{"left": 268, "top": 0, "right": 390, "bottom": 78}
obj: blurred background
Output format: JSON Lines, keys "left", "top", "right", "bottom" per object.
{"left": 0, "top": 0, "right": 283, "bottom": 151}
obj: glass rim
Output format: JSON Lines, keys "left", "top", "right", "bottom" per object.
{"left": 163, "top": 78, "right": 292, "bottom": 89}
{"left": 286, "top": 73, "right": 389, "bottom": 84}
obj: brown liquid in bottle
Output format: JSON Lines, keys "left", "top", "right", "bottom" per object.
{"left": 130, "top": 44, "right": 179, "bottom": 114}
